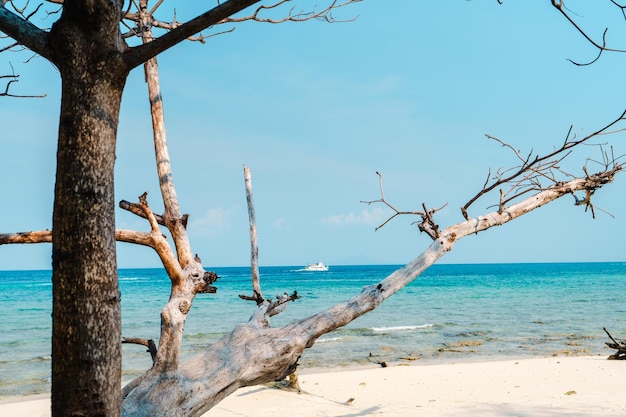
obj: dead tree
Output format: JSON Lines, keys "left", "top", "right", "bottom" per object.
{"left": 1, "top": 1, "right": 625, "bottom": 416}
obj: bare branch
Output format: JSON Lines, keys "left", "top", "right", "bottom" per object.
{"left": 238, "top": 166, "right": 300, "bottom": 314}
{"left": 223, "top": 0, "right": 360, "bottom": 24}
{"left": 121, "top": 192, "right": 186, "bottom": 284}
{"left": 603, "top": 327, "right": 626, "bottom": 359}
{"left": 0, "top": 5, "right": 51, "bottom": 60}
{"left": 122, "top": 0, "right": 361, "bottom": 65}
{"left": 122, "top": 337, "right": 157, "bottom": 363}
{"left": 361, "top": 171, "right": 446, "bottom": 239}
{"left": 124, "top": 0, "right": 262, "bottom": 69}
{"left": 0, "top": 227, "right": 175, "bottom": 252}
{"left": 361, "top": 171, "right": 418, "bottom": 230}
{"left": 0, "top": 229, "right": 51, "bottom": 244}
{"left": 120, "top": 199, "right": 166, "bottom": 226}
{"left": 461, "top": 109, "right": 626, "bottom": 219}
{"left": 0, "top": 63, "right": 46, "bottom": 97}
{"left": 115, "top": 228, "right": 156, "bottom": 247}
{"left": 362, "top": 111, "right": 625, "bottom": 244}
{"left": 551, "top": 0, "right": 626, "bottom": 65}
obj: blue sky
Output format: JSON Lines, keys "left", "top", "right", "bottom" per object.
{"left": 1, "top": 1, "right": 625, "bottom": 270}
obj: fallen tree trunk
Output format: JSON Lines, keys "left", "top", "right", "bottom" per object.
{"left": 119, "top": 168, "right": 621, "bottom": 416}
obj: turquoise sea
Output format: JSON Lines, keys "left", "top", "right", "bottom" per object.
{"left": 1, "top": 262, "right": 625, "bottom": 397}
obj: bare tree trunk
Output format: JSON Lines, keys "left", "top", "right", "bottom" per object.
{"left": 134, "top": 1, "right": 201, "bottom": 376}
{"left": 51, "top": 69, "right": 124, "bottom": 416}
{"left": 49, "top": 3, "right": 129, "bottom": 416}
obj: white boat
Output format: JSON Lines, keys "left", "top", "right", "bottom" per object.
{"left": 303, "top": 262, "right": 329, "bottom": 271}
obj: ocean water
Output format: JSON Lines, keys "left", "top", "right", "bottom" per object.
{"left": 1, "top": 262, "right": 625, "bottom": 397}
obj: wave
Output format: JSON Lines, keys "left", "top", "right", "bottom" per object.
{"left": 371, "top": 324, "right": 434, "bottom": 332}
{"left": 119, "top": 277, "right": 151, "bottom": 282}
{"left": 0, "top": 355, "right": 51, "bottom": 365}
{"left": 317, "top": 336, "right": 344, "bottom": 343}
{"left": 183, "top": 332, "right": 227, "bottom": 341}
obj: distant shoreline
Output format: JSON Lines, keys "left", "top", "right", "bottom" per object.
{"left": 1, "top": 260, "right": 625, "bottom": 272}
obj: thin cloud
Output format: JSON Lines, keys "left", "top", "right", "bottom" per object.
{"left": 321, "top": 207, "right": 388, "bottom": 226}
{"left": 189, "top": 207, "right": 232, "bottom": 237}
{"left": 273, "top": 217, "right": 287, "bottom": 229}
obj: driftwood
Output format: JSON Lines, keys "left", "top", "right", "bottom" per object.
{"left": 604, "top": 328, "right": 626, "bottom": 360}
{"left": 367, "top": 353, "right": 388, "bottom": 368}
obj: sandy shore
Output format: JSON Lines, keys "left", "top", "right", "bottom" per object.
{"left": 2, "top": 356, "right": 625, "bottom": 416}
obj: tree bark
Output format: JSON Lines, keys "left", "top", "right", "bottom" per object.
{"left": 48, "top": 2, "right": 129, "bottom": 416}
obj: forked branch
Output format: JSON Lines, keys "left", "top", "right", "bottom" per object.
{"left": 1, "top": 69, "right": 46, "bottom": 98}
{"left": 361, "top": 171, "right": 446, "bottom": 239}
{"left": 364, "top": 111, "right": 625, "bottom": 241}
{"left": 121, "top": 0, "right": 361, "bottom": 66}
{"left": 461, "top": 109, "right": 626, "bottom": 220}
{"left": 552, "top": 0, "right": 626, "bottom": 65}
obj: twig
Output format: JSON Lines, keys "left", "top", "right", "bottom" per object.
{"left": 552, "top": 0, "right": 626, "bottom": 65}
{"left": 361, "top": 172, "right": 446, "bottom": 240}
{"left": 267, "top": 291, "right": 300, "bottom": 317}
{"left": 1, "top": 64, "right": 46, "bottom": 98}
{"left": 461, "top": 109, "right": 626, "bottom": 219}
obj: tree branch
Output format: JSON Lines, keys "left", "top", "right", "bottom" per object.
{"left": 461, "top": 109, "right": 626, "bottom": 219}
{"left": 0, "top": 70, "right": 46, "bottom": 97}
{"left": 122, "top": 337, "right": 157, "bottom": 363}
{"left": 223, "top": 0, "right": 360, "bottom": 24}
{"left": 0, "top": 229, "right": 51, "bottom": 244}
{"left": 120, "top": 0, "right": 360, "bottom": 46}
{"left": 119, "top": 198, "right": 179, "bottom": 227}
{"left": 123, "top": 0, "right": 261, "bottom": 69}
{"left": 0, "top": 4, "right": 52, "bottom": 60}
{"left": 361, "top": 171, "right": 446, "bottom": 239}
{"left": 551, "top": 0, "right": 626, "bottom": 65}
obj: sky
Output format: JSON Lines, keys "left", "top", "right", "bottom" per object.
{"left": 1, "top": 0, "right": 626, "bottom": 270}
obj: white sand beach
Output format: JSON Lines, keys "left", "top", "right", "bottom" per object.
{"left": 2, "top": 356, "right": 625, "bottom": 416}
